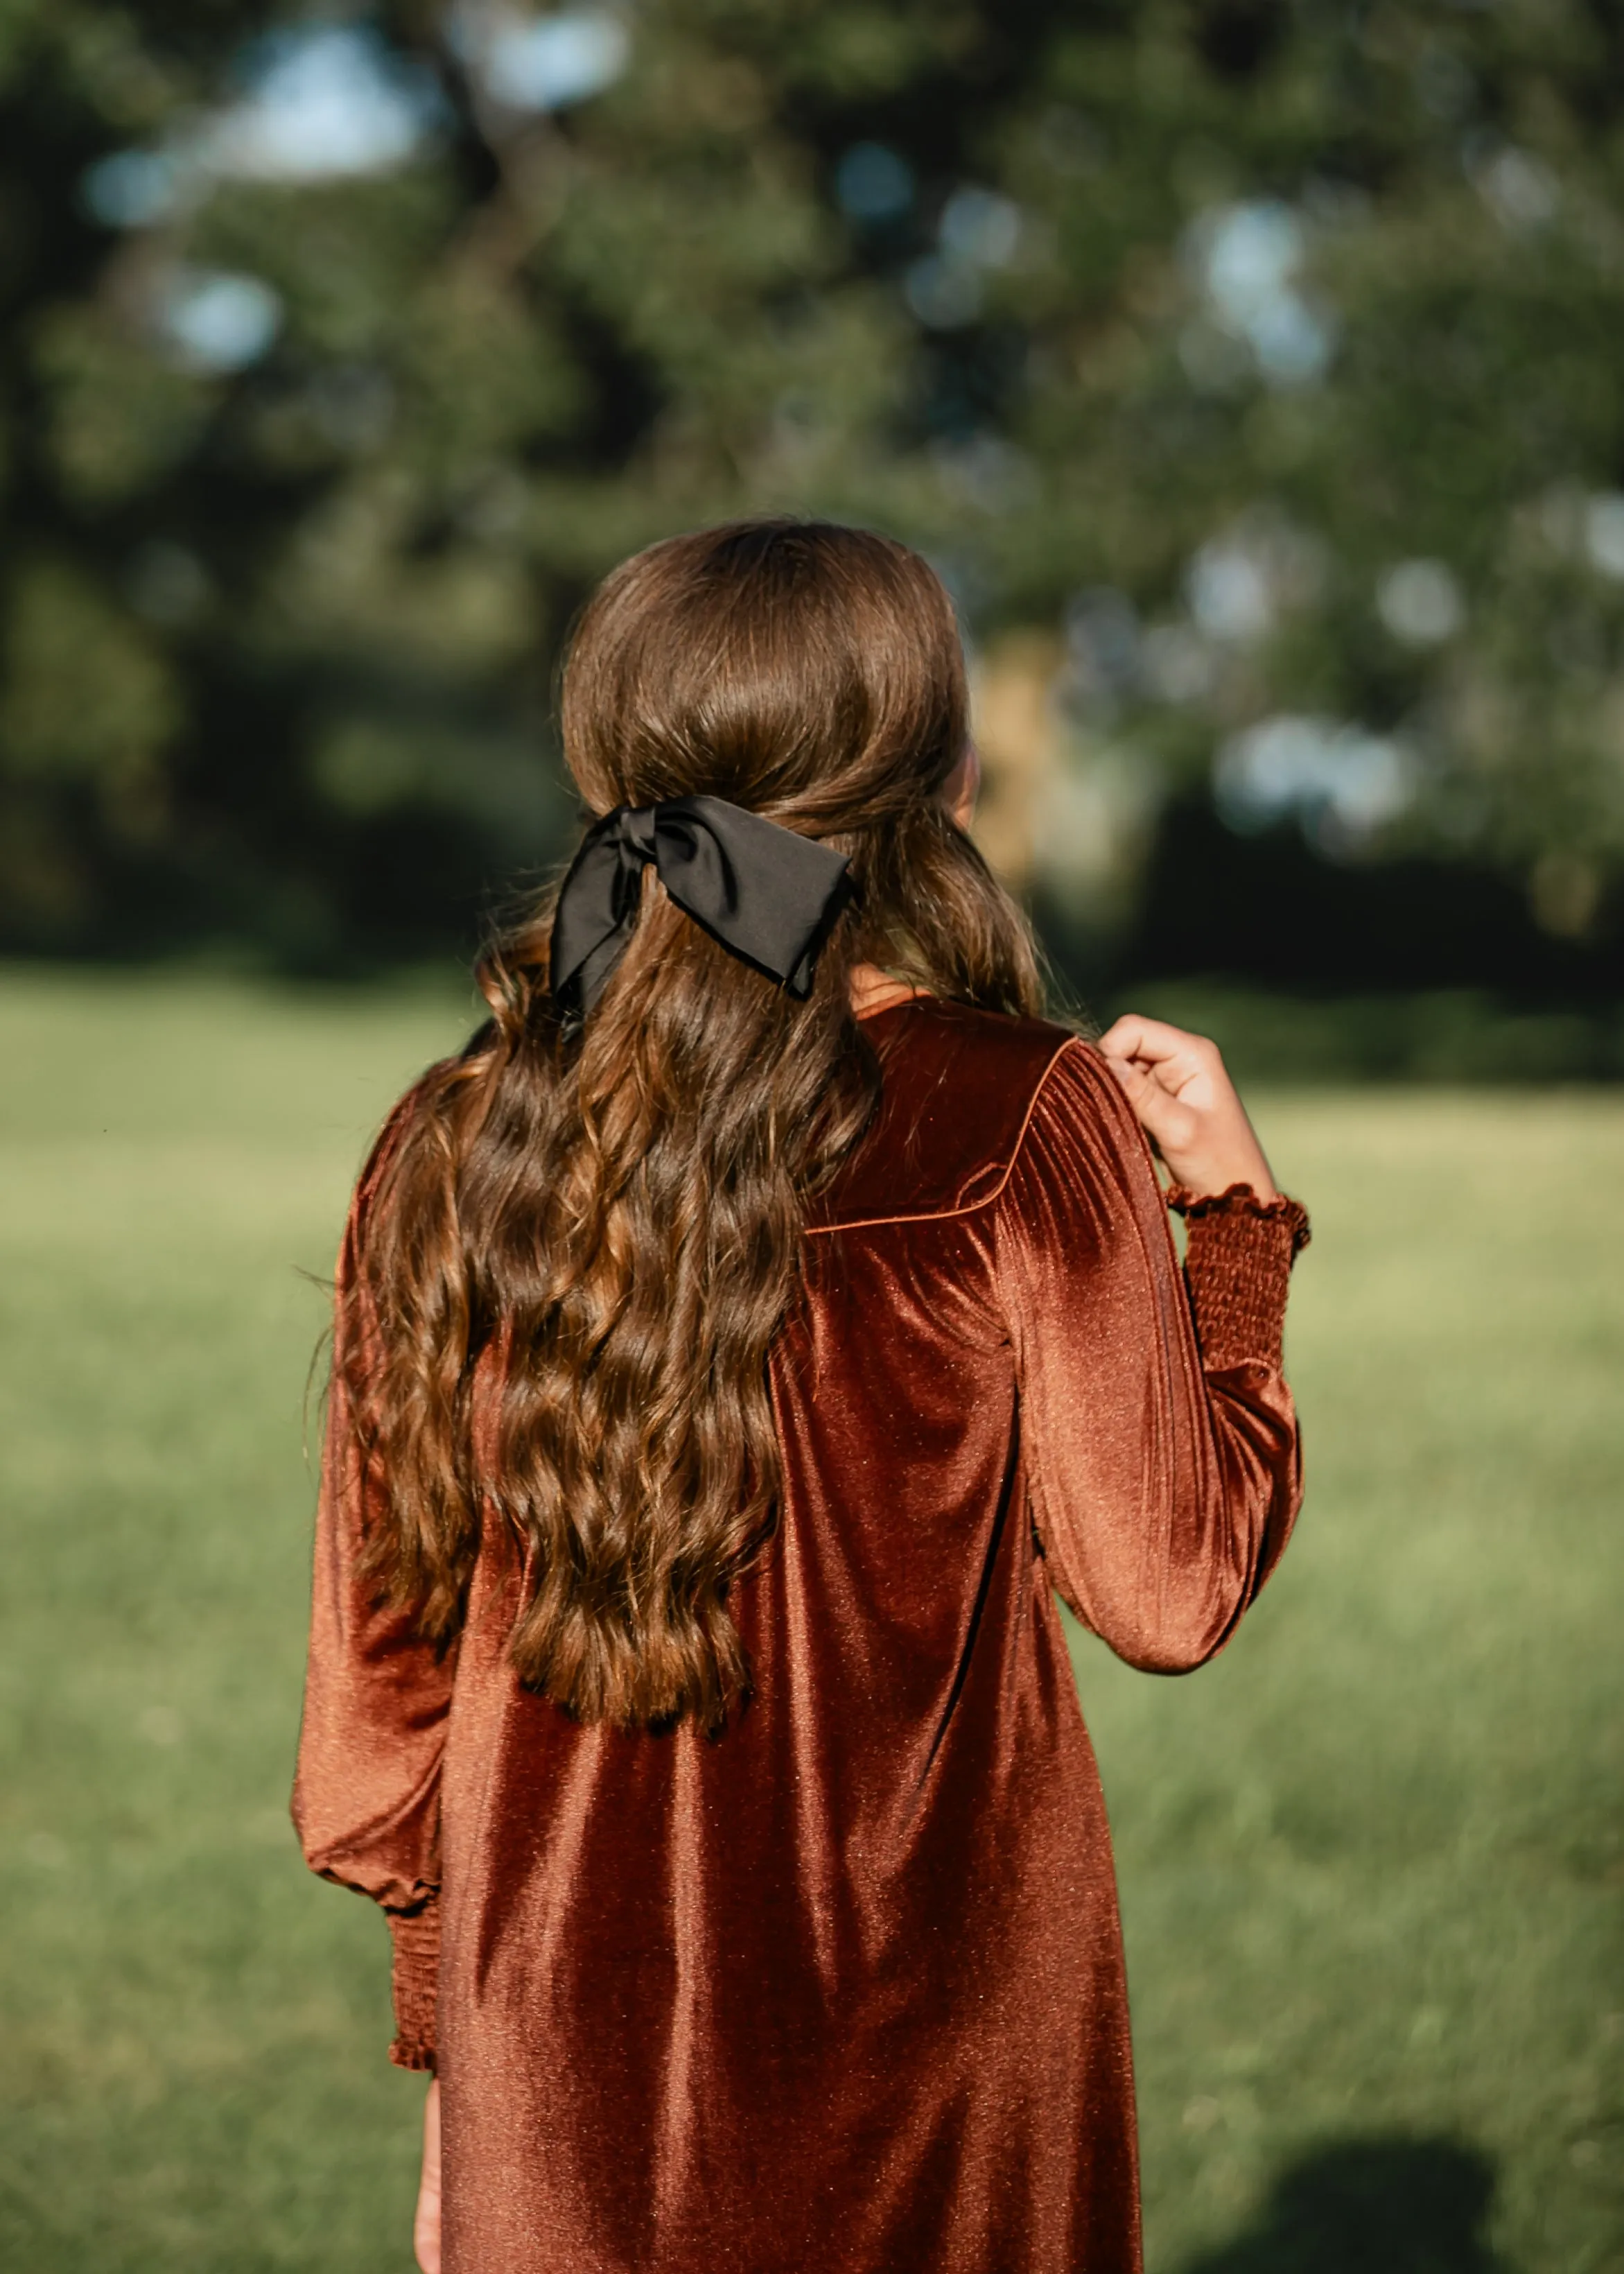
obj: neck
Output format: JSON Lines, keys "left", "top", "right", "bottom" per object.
{"left": 849, "top": 963, "right": 927, "bottom": 1020}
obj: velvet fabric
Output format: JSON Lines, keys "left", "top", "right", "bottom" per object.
{"left": 293, "top": 999, "right": 1307, "bottom": 2274}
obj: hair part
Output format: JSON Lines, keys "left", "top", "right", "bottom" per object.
{"left": 341, "top": 520, "right": 1044, "bottom": 1731}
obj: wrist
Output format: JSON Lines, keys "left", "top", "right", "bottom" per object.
{"left": 1164, "top": 1158, "right": 1277, "bottom": 1204}
{"left": 1172, "top": 1186, "right": 1310, "bottom": 1368}
{"left": 1166, "top": 1181, "right": 1309, "bottom": 1242}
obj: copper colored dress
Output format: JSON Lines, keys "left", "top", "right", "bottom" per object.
{"left": 295, "top": 1000, "right": 1307, "bottom": 2274}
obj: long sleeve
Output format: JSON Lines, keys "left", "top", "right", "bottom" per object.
{"left": 291, "top": 1111, "right": 455, "bottom": 2071}
{"left": 995, "top": 1040, "right": 1307, "bottom": 1674}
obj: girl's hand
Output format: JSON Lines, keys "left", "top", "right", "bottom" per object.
{"left": 1097, "top": 1016, "right": 1277, "bottom": 1201}
{"left": 414, "top": 2078, "right": 442, "bottom": 2274}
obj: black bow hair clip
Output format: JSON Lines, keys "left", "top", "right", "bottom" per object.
{"left": 549, "top": 795, "right": 854, "bottom": 1024}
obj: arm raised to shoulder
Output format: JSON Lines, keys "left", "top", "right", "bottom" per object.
{"left": 995, "top": 1027, "right": 1308, "bottom": 1674}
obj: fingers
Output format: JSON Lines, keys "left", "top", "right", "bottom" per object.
{"left": 1098, "top": 1016, "right": 1272, "bottom": 1195}
{"left": 1101, "top": 1048, "right": 1196, "bottom": 1154}
{"left": 415, "top": 2079, "right": 443, "bottom": 2274}
{"left": 1098, "top": 1013, "right": 1218, "bottom": 1070}
{"left": 1101, "top": 1054, "right": 1169, "bottom": 1163}
{"left": 1099, "top": 1050, "right": 1158, "bottom": 1109}
{"left": 415, "top": 2187, "right": 442, "bottom": 2274}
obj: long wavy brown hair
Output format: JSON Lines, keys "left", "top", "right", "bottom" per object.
{"left": 342, "top": 519, "right": 1044, "bottom": 1732}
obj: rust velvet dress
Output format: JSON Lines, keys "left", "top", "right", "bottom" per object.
{"left": 294, "top": 999, "right": 1307, "bottom": 2274}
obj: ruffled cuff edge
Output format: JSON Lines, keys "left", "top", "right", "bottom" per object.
{"left": 387, "top": 1901, "right": 440, "bottom": 2072}
{"left": 1166, "top": 1184, "right": 1309, "bottom": 1371}
{"left": 1164, "top": 1182, "right": 1311, "bottom": 1255}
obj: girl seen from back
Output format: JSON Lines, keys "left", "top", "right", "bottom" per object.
{"left": 294, "top": 519, "right": 1309, "bottom": 2274}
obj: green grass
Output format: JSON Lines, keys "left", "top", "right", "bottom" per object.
{"left": 0, "top": 967, "right": 1618, "bottom": 2273}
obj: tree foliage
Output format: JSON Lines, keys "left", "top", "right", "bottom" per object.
{"left": 3, "top": 0, "right": 1623, "bottom": 962}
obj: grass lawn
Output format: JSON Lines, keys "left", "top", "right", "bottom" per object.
{"left": 0, "top": 967, "right": 1618, "bottom": 2273}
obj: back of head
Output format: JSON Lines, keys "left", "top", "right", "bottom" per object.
{"left": 347, "top": 520, "right": 1042, "bottom": 1730}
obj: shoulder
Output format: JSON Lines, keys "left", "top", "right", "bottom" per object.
{"left": 358, "top": 1021, "right": 494, "bottom": 1198}
{"left": 347, "top": 1042, "right": 478, "bottom": 1252}
{"left": 809, "top": 998, "right": 1124, "bottom": 1233}
{"left": 358, "top": 1074, "right": 435, "bottom": 1201}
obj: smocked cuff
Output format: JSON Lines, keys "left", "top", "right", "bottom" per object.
{"left": 387, "top": 1902, "right": 440, "bottom": 2072}
{"left": 1166, "top": 1184, "right": 1310, "bottom": 1372}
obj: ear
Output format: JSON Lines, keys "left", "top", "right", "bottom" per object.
{"left": 942, "top": 742, "right": 981, "bottom": 829}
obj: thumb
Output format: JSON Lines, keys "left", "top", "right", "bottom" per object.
{"left": 1099, "top": 1048, "right": 1191, "bottom": 1157}
{"left": 1101, "top": 1049, "right": 1164, "bottom": 1130}
{"left": 1100, "top": 1048, "right": 1158, "bottom": 1112}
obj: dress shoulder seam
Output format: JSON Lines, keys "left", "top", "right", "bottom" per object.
{"left": 806, "top": 1034, "right": 1083, "bottom": 1237}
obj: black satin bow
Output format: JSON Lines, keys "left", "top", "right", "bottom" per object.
{"left": 550, "top": 795, "right": 853, "bottom": 1022}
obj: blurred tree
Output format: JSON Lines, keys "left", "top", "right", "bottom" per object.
{"left": 1, "top": 0, "right": 1622, "bottom": 964}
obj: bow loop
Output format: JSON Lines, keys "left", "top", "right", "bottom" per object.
{"left": 550, "top": 795, "right": 851, "bottom": 1022}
